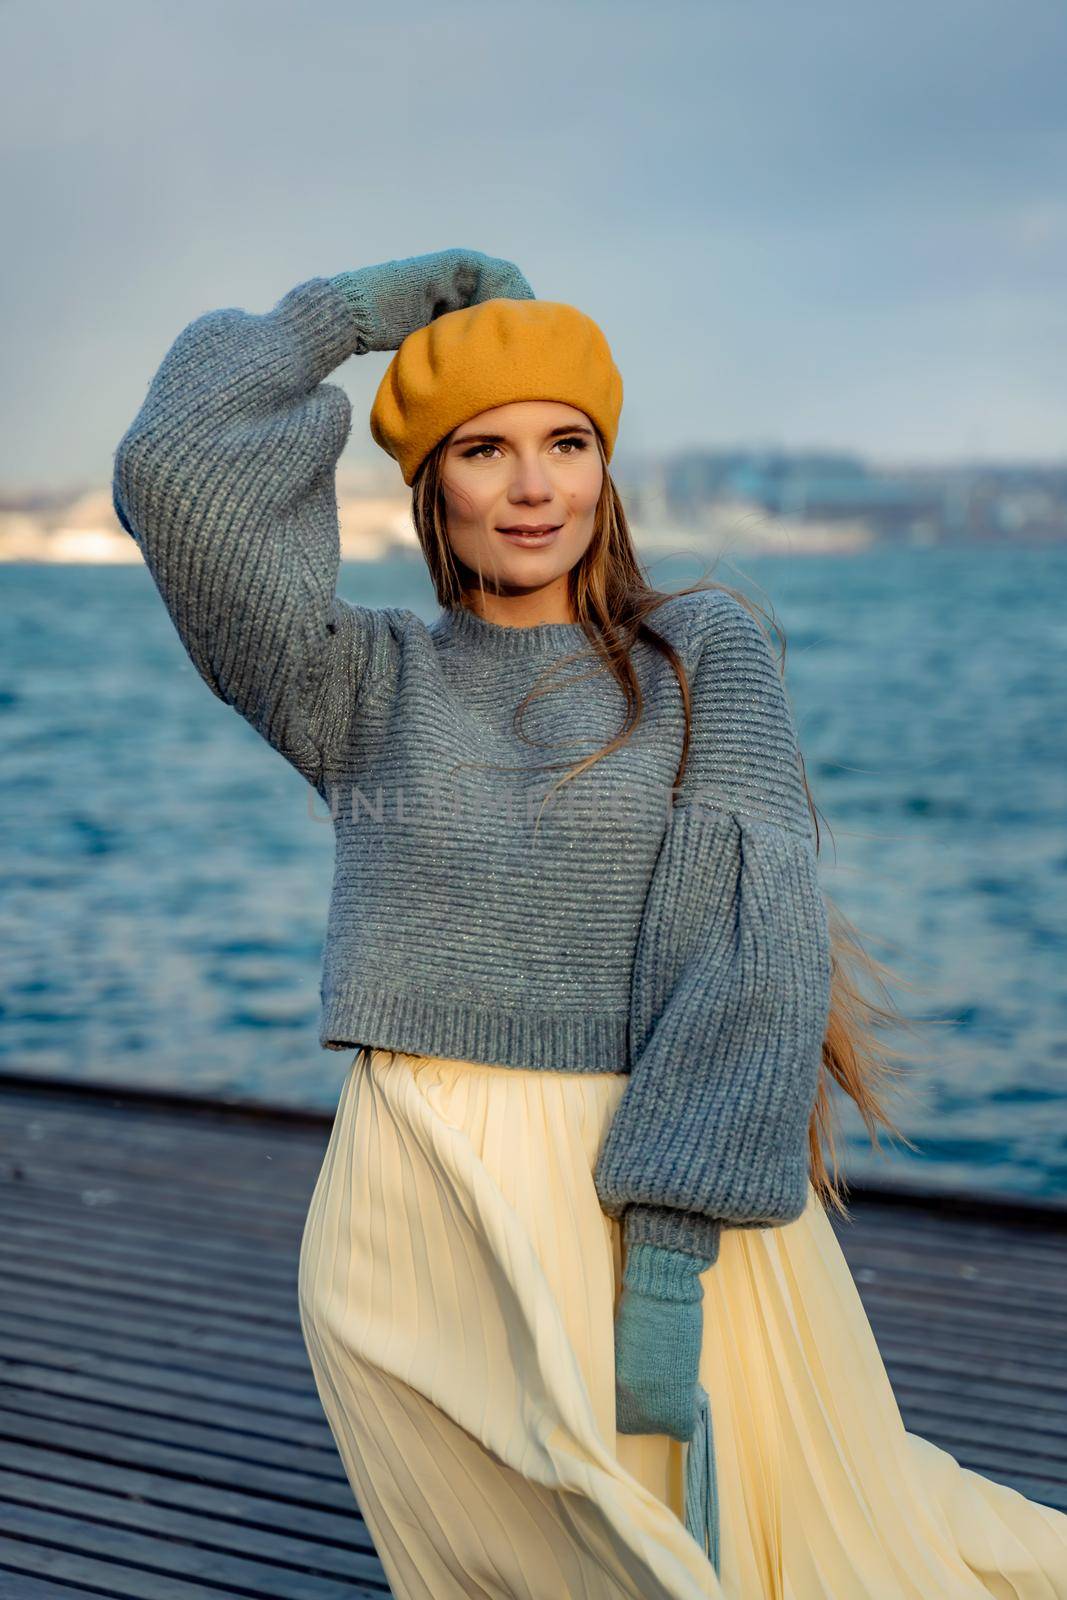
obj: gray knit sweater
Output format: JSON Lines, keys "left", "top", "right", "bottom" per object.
{"left": 112, "top": 273, "right": 833, "bottom": 1262}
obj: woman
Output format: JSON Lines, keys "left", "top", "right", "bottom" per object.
{"left": 112, "top": 248, "right": 1067, "bottom": 1599}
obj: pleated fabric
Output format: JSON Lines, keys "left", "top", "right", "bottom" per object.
{"left": 297, "top": 1046, "right": 1067, "bottom": 1599}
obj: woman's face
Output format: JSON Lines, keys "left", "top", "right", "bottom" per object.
{"left": 439, "top": 400, "right": 604, "bottom": 602}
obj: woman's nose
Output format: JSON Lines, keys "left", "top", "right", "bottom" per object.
{"left": 506, "top": 460, "right": 554, "bottom": 499}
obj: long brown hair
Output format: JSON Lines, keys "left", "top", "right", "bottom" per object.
{"left": 410, "top": 425, "right": 936, "bottom": 1220}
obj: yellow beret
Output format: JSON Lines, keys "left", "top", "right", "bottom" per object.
{"left": 369, "top": 298, "right": 624, "bottom": 486}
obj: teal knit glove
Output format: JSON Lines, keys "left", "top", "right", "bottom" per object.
{"left": 614, "top": 1242, "right": 711, "bottom": 1440}
{"left": 330, "top": 248, "right": 534, "bottom": 354}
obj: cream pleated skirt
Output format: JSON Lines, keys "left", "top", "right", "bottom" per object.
{"left": 297, "top": 1046, "right": 1067, "bottom": 1599}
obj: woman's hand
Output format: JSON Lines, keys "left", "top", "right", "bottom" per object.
{"left": 331, "top": 248, "right": 534, "bottom": 353}
{"left": 614, "top": 1241, "right": 709, "bottom": 1441}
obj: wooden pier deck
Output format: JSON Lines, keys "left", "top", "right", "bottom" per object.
{"left": 0, "top": 1073, "right": 1064, "bottom": 1599}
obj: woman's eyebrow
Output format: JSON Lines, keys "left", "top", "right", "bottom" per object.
{"left": 451, "top": 424, "right": 596, "bottom": 446}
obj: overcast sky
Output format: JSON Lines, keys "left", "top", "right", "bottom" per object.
{"left": 2, "top": 0, "right": 1064, "bottom": 492}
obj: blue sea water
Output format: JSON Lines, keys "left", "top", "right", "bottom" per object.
{"left": 2, "top": 542, "right": 1066, "bottom": 1199}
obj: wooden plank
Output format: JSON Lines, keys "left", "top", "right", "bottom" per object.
{"left": 0, "top": 1467, "right": 390, "bottom": 1590}
{"left": 0, "top": 1244, "right": 301, "bottom": 1330}
{"left": 0, "top": 1139, "right": 314, "bottom": 1211}
{"left": 838, "top": 1207, "right": 1067, "bottom": 1261}
{"left": 0, "top": 1405, "right": 361, "bottom": 1517}
{"left": 0, "top": 1324, "right": 327, "bottom": 1424}
{"left": 0, "top": 1439, "right": 374, "bottom": 1552}
{"left": 0, "top": 1191, "right": 306, "bottom": 1285}
{"left": 2, "top": 1162, "right": 310, "bottom": 1242}
{"left": 0, "top": 1295, "right": 308, "bottom": 1374}
{"left": 0, "top": 1530, "right": 387, "bottom": 1600}
{"left": 0, "top": 1383, "right": 341, "bottom": 1480}
{"left": 0, "top": 1572, "right": 104, "bottom": 1600}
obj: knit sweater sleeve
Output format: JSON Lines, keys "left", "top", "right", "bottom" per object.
{"left": 593, "top": 592, "right": 833, "bottom": 1263}
{"left": 111, "top": 274, "right": 388, "bottom": 791}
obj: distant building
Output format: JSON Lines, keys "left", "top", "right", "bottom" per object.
{"left": 662, "top": 449, "right": 945, "bottom": 543}
{"left": 656, "top": 448, "right": 1067, "bottom": 545}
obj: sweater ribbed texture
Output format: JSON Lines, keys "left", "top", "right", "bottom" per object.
{"left": 623, "top": 1242, "right": 711, "bottom": 1299}
{"left": 112, "top": 272, "right": 833, "bottom": 1261}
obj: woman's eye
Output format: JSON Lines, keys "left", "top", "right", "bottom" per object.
{"left": 461, "top": 436, "right": 588, "bottom": 460}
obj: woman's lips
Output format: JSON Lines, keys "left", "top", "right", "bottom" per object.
{"left": 495, "top": 525, "right": 561, "bottom": 547}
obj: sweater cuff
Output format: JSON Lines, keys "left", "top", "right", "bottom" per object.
{"left": 329, "top": 269, "right": 376, "bottom": 310}
{"left": 624, "top": 1203, "right": 723, "bottom": 1265}
{"left": 623, "top": 1241, "right": 712, "bottom": 1300}
{"left": 326, "top": 269, "right": 384, "bottom": 355}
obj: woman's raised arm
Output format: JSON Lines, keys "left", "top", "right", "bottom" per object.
{"left": 111, "top": 251, "right": 533, "bottom": 791}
